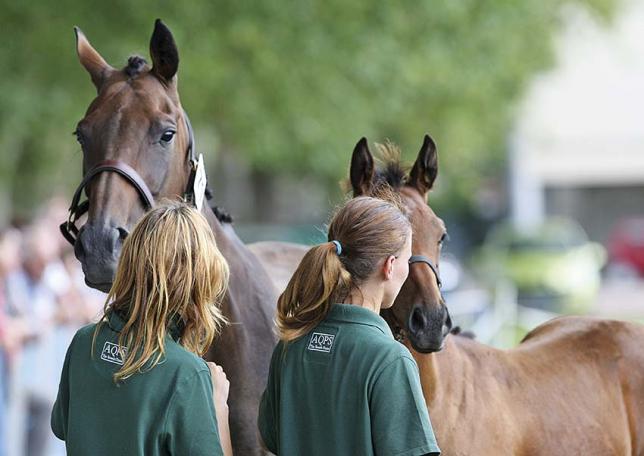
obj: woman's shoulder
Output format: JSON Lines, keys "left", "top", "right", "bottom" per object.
{"left": 161, "top": 340, "right": 210, "bottom": 375}
{"left": 77, "top": 321, "right": 98, "bottom": 336}
{"left": 365, "top": 336, "right": 415, "bottom": 365}
{"left": 68, "top": 322, "right": 100, "bottom": 347}
{"left": 75, "top": 321, "right": 209, "bottom": 376}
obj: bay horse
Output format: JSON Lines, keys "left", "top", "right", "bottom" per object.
{"left": 61, "top": 20, "right": 276, "bottom": 454}
{"left": 349, "top": 136, "right": 644, "bottom": 455}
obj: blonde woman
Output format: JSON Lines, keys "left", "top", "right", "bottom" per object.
{"left": 259, "top": 195, "right": 440, "bottom": 455}
{"left": 51, "top": 201, "right": 232, "bottom": 455}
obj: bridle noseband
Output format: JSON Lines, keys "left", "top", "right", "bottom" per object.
{"left": 408, "top": 255, "right": 442, "bottom": 289}
{"left": 60, "top": 111, "right": 199, "bottom": 246}
{"left": 391, "top": 254, "right": 443, "bottom": 343}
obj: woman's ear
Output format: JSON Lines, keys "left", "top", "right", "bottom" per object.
{"left": 383, "top": 255, "right": 396, "bottom": 280}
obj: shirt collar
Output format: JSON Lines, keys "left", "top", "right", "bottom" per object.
{"left": 326, "top": 303, "right": 393, "bottom": 338}
{"left": 106, "top": 310, "right": 183, "bottom": 342}
{"left": 107, "top": 311, "right": 125, "bottom": 332}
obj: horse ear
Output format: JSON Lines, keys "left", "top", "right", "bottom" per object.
{"left": 408, "top": 134, "right": 438, "bottom": 196}
{"left": 150, "top": 19, "right": 179, "bottom": 83}
{"left": 350, "top": 137, "right": 375, "bottom": 196}
{"left": 74, "top": 27, "right": 113, "bottom": 90}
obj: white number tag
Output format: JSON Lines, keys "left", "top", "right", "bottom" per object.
{"left": 193, "top": 154, "right": 207, "bottom": 211}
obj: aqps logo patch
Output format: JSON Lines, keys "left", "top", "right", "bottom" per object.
{"left": 307, "top": 332, "right": 335, "bottom": 353}
{"left": 101, "top": 341, "right": 128, "bottom": 365}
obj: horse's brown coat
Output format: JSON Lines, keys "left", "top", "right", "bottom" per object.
{"left": 411, "top": 317, "right": 644, "bottom": 455}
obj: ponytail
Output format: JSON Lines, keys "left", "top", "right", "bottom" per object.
{"left": 276, "top": 195, "right": 410, "bottom": 342}
{"left": 276, "top": 242, "right": 351, "bottom": 342}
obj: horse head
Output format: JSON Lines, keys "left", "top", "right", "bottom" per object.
{"left": 65, "top": 20, "right": 199, "bottom": 292}
{"left": 349, "top": 135, "right": 452, "bottom": 353}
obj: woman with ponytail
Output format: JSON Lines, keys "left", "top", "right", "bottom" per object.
{"left": 259, "top": 195, "right": 440, "bottom": 455}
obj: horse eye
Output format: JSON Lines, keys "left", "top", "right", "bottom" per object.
{"left": 439, "top": 233, "right": 449, "bottom": 245}
{"left": 73, "top": 129, "right": 85, "bottom": 146}
{"left": 160, "top": 130, "right": 176, "bottom": 143}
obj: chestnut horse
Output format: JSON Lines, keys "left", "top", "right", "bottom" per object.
{"left": 62, "top": 20, "right": 275, "bottom": 454}
{"left": 348, "top": 136, "right": 644, "bottom": 455}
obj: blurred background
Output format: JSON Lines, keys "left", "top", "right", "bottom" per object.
{"left": 2, "top": 0, "right": 644, "bottom": 454}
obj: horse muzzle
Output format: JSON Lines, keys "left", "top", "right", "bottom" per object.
{"left": 75, "top": 221, "right": 128, "bottom": 292}
{"left": 406, "top": 302, "right": 453, "bottom": 353}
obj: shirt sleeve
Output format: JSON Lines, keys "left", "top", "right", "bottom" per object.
{"left": 51, "top": 334, "right": 74, "bottom": 440}
{"left": 370, "top": 356, "right": 441, "bottom": 456}
{"left": 258, "top": 343, "right": 282, "bottom": 454}
{"left": 165, "top": 369, "right": 224, "bottom": 456}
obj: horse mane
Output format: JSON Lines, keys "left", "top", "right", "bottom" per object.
{"left": 342, "top": 140, "right": 409, "bottom": 194}
{"left": 123, "top": 55, "right": 149, "bottom": 78}
{"left": 373, "top": 141, "right": 408, "bottom": 190}
{"left": 450, "top": 326, "right": 476, "bottom": 339}
{"left": 204, "top": 185, "right": 233, "bottom": 224}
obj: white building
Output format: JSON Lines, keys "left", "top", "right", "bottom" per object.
{"left": 511, "top": 1, "right": 644, "bottom": 242}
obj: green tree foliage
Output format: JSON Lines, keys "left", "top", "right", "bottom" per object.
{"left": 0, "top": 0, "right": 617, "bottom": 219}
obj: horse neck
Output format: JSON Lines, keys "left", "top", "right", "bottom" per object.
{"left": 411, "top": 335, "right": 515, "bottom": 421}
{"left": 407, "top": 335, "right": 470, "bottom": 407}
{"left": 202, "top": 205, "right": 245, "bottom": 259}
{"left": 201, "top": 205, "right": 277, "bottom": 323}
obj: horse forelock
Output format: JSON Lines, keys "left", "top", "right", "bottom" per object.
{"left": 373, "top": 141, "right": 407, "bottom": 190}
{"left": 123, "top": 55, "right": 150, "bottom": 78}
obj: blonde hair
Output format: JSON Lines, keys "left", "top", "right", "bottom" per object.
{"left": 277, "top": 193, "right": 410, "bottom": 341}
{"left": 93, "top": 200, "right": 229, "bottom": 382}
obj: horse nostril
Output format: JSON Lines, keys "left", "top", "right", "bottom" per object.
{"left": 74, "top": 228, "right": 86, "bottom": 261}
{"left": 117, "top": 227, "right": 129, "bottom": 241}
{"left": 442, "top": 306, "right": 453, "bottom": 336}
{"left": 409, "top": 306, "right": 426, "bottom": 334}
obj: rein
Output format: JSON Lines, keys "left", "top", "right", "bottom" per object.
{"left": 392, "top": 254, "right": 443, "bottom": 343}
{"left": 60, "top": 111, "right": 200, "bottom": 246}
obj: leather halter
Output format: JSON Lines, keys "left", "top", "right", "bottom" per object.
{"left": 408, "top": 254, "right": 442, "bottom": 289}
{"left": 391, "top": 254, "right": 443, "bottom": 343}
{"left": 59, "top": 111, "right": 198, "bottom": 246}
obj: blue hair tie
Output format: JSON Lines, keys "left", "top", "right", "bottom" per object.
{"left": 331, "top": 240, "right": 342, "bottom": 255}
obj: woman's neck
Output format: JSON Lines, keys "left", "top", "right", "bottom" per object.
{"left": 343, "top": 283, "right": 384, "bottom": 314}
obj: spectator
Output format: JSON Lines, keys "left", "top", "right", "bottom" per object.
{"left": 5, "top": 224, "right": 68, "bottom": 456}
{"left": 1, "top": 196, "right": 105, "bottom": 456}
{"left": 0, "top": 228, "right": 23, "bottom": 456}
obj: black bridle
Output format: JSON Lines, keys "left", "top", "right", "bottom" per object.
{"left": 408, "top": 254, "right": 442, "bottom": 290}
{"left": 390, "top": 254, "right": 444, "bottom": 343}
{"left": 60, "top": 111, "right": 199, "bottom": 246}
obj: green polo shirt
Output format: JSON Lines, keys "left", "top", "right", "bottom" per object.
{"left": 258, "top": 304, "right": 440, "bottom": 456}
{"left": 51, "top": 312, "right": 223, "bottom": 456}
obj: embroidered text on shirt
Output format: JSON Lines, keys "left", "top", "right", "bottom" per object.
{"left": 101, "top": 341, "right": 128, "bottom": 365}
{"left": 307, "top": 332, "right": 335, "bottom": 353}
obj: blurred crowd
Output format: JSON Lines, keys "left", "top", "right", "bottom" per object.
{"left": 0, "top": 197, "right": 105, "bottom": 456}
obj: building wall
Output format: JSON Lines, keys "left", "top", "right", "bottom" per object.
{"left": 545, "top": 185, "right": 644, "bottom": 243}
